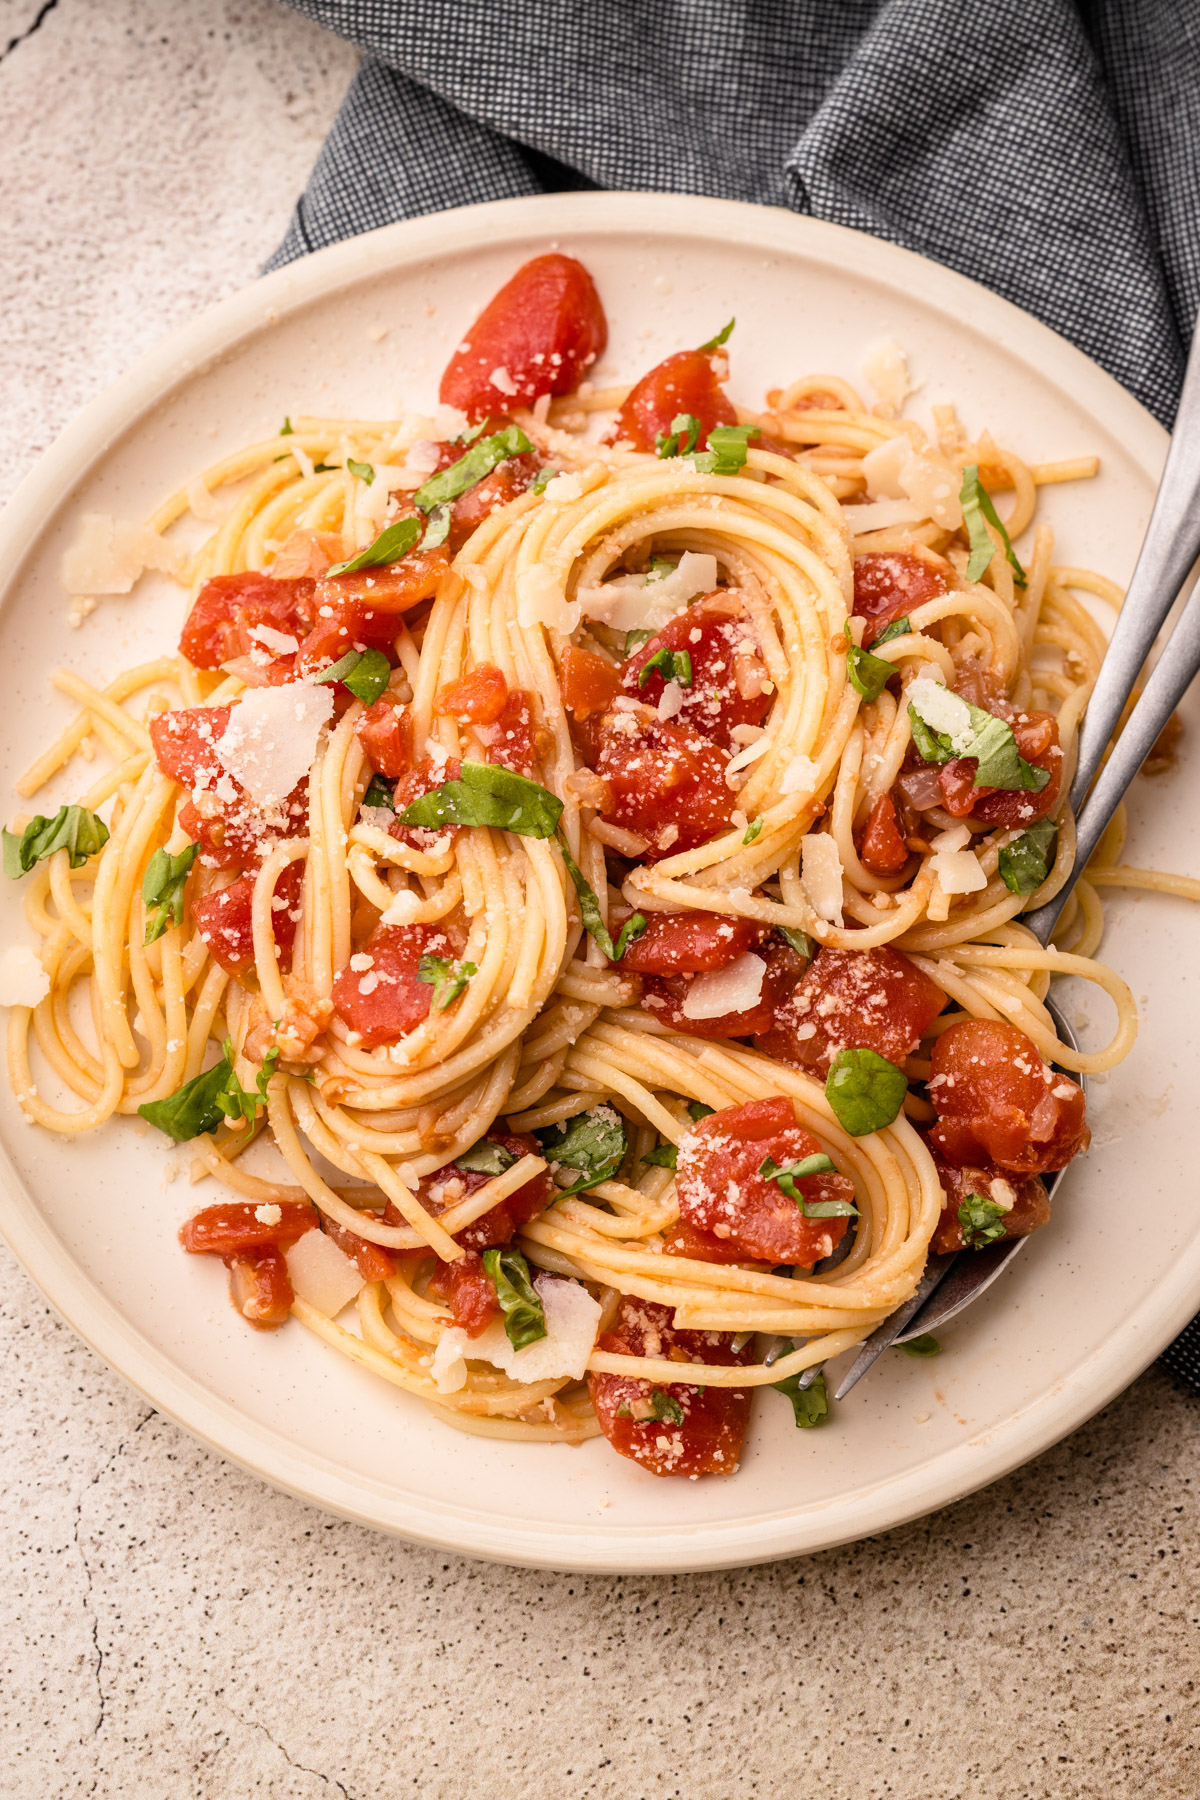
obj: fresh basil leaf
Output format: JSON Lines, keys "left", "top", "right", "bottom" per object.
{"left": 656, "top": 412, "right": 702, "bottom": 458}
{"left": 960, "top": 463, "right": 1027, "bottom": 586}
{"left": 362, "top": 774, "right": 395, "bottom": 811}
{"left": 638, "top": 646, "right": 693, "bottom": 689}
{"left": 532, "top": 466, "right": 557, "bottom": 495}
{"left": 347, "top": 458, "right": 375, "bottom": 484}
{"left": 901, "top": 1333, "right": 941, "bottom": 1356}
{"left": 138, "top": 1057, "right": 231, "bottom": 1142}
{"left": 454, "top": 421, "right": 489, "bottom": 445}
{"left": 279, "top": 417, "right": 293, "bottom": 436}
{"left": 214, "top": 1041, "right": 279, "bottom": 1129}
{"left": 413, "top": 426, "right": 533, "bottom": 513}
{"left": 646, "top": 558, "right": 674, "bottom": 582}
{"left": 536, "top": 1105, "right": 628, "bottom": 1199}
{"left": 742, "top": 818, "right": 764, "bottom": 845}
{"left": 312, "top": 463, "right": 337, "bottom": 474}
{"left": 999, "top": 820, "right": 1058, "bottom": 896}
{"left": 907, "top": 694, "right": 1052, "bottom": 794}
{"left": 649, "top": 1389, "right": 685, "bottom": 1424}
{"left": 825, "top": 1046, "right": 908, "bottom": 1137}
{"left": 760, "top": 1153, "right": 857, "bottom": 1218}
{"left": 687, "top": 1101, "right": 715, "bottom": 1123}
{"left": 958, "top": 1193, "right": 1008, "bottom": 1248}
{"left": 870, "top": 616, "right": 911, "bottom": 648}
{"left": 555, "top": 830, "right": 645, "bottom": 961}
{"left": 326, "top": 517, "right": 423, "bottom": 578}
{"left": 481, "top": 1246, "right": 547, "bottom": 1351}
{"left": 906, "top": 704, "right": 956, "bottom": 765}
{"left": 314, "top": 646, "right": 392, "bottom": 705}
{"left": 844, "top": 622, "right": 894, "bottom": 703}
{"left": 689, "top": 423, "right": 760, "bottom": 476}
{"left": 422, "top": 504, "right": 451, "bottom": 548}
{"left": 624, "top": 628, "right": 654, "bottom": 654}
{"left": 142, "top": 842, "right": 199, "bottom": 944}
{"left": 642, "top": 1140, "right": 678, "bottom": 1171}
{"left": 399, "top": 761, "right": 563, "bottom": 838}
{"left": 772, "top": 1368, "right": 829, "bottom": 1428}
{"left": 776, "top": 923, "right": 813, "bottom": 960}
{"left": 3, "top": 806, "right": 110, "bottom": 879}
{"left": 699, "top": 318, "right": 735, "bottom": 352}
{"left": 417, "top": 953, "right": 477, "bottom": 1011}
{"left": 455, "top": 1139, "right": 517, "bottom": 1176}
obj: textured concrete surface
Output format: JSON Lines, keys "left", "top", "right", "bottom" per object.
{"left": 2, "top": 4, "right": 1200, "bottom": 1796}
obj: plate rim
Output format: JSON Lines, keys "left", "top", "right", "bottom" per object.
{"left": 0, "top": 190, "right": 1184, "bottom": 1575}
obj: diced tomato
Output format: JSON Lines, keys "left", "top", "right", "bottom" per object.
{"left": 673, "top": 1097, "right": 855, "bottom": 1266}
{"left": 152, "top": 704, "right": 308, "bottom": 871}
{"left": 319, "top": 1214, "right": 396, "bottom": 1282}
{"left": 640, "top": 941, "right": 798, "bottom": 1040}
{"left": 437, "top": 664, "right": 509, "bottom": 727}
{"left": 937, "top": 710, "right": 1063, "bottom": 827}
{"left": 479, "top": 689, "right": 538, "bottom": 776}
{"left": 853, "top": 553, "right": 947, "bottom": 631}
{"left": 619, "top": 595, "right": 771, "bottom": 750}
{"left": 427, "top": 1249, "right": 500, "bottom": 1337}
{"left": 587, "top": 1296, "right": 752, "bottom": 1478}
{"left": 180, "top": 1200, "right": 316, "bottom": 1257}
{"left": 924, "top": 1137, "right": 1052, "bottom": 1255}
{"left": 356, "top": 697, "right": 414, "bottom": 778}
{"left": 150, "top": 706, "right": 232, "bottom": 787}
{"left": 620, "top": 910, "right": 763, "bottom": 975}
{"left": 439, "top": 253, "right": 608, "bottom": 420}
{"left": 448, "top": 454, "right": 541, "bottom": 550}
{"left": 191, "top": 859, "right": 303, "bottom": 975}
{"left": 595, "top": 714, "right": 734, "bottom": 857}
{"left": 857, "top": 792, "right": 910, "bottom": 875}
{"left": 179, "top": 573, "right": 317, "bottom": 672}
{"left": 331, "top": 921, "right": 457, "bottom": 1048}
{"left": 756, "top": 945, "right": 946, "bottom": 1076}
{"left": 560, "top": 646, "right": 622, "bottom": 719}
{"left": 316, "top": 546, "right": 449, "bottom": 616}
{"left": 421, "top": 1129, "right": 554, "bottom": 1253}
{"left": 226, "top": 1247, "right": 295, "bottom": 1329}
{"left": 927, "top": 1018, "right": 1089, "bottom": 1175}
{"left": 388, "top": 755, "right": 463, "bottom": 851}
{"left": 659, "top": 1218, "right": 762, "bottom": 1265}
{"left": 607, "top": 348, "right": 738, "bottom": 454}
{"left": 269, "top": 529, "right": 345, "bottom": 579}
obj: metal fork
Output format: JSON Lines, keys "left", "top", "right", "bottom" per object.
{"left": 827, "top": 314, "right": 1200, "bottom": 1399}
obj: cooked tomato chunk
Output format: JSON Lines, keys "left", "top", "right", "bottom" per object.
{"left": 227, "top": 1247, "right": 295, "bottom": 1329}
{"left": 447, "top": 453, "right": 541, "bottom": 548}
{"left": 479, "top": 689, "right": 537, "bottom": 776}
{"left": 387, "top": 755, "right": 463, "bottom": 851}
{"left": 857, "top": 792, "right": 909, "bottom": 875}
{"left": 151, "top": 704, "right": 308, "bottom": 870}
{"left": 937, "top": 710, "right": 1063, "bottom": 827}
{"left": 421, "top": 1129, "right": 554, "bottom": 1252}
{"left": 439, "top": 253, "right": 608, "bottom": 420}
{"left": 316, "top": 546, "right": 448, "bottom": 616}
{"left": 607, "top": 348, "right": 738, "bottom": 453}
{"left": 428, "top": 1249, "right": 500, "bottom": 1337}
{"left": 642, "top": 940, "right": 802, "bottom": 1040}
{"left": 620, "top": 910, "right": 763, "bottom": 975}
{"left": 180, "top": 573, "right": 316, "bottom": 671}
{"left": 437, "top": 664, "right": 509, "bottom": 726}
{"left": 924, "top": 1137, "right": 1052, "bottom": 1254}
{"left": 927, "top": 1018, "right": 1089, "bottom": 1175}
{"left": 560, "top": 646, "right": 622, "bottom": 719}
{"left": 853, "top": 553, "right": 947, "bottom": 631}
{"left": 319, "top": 1214, "right": 396, "bottom": 1282}
{"left": 587, "top": 1296, "right": 752, "bottom": 1477}
{"left": 357, "top": 697, "right": 414, "bottom": 778}
{"left": 180, "top": 1200, "right": 315, "bottom": 1257}
{"left": 150, "top": 706, "right": 231, "bottom": 788}
{"left": 191, "top": 859, "right": 302, "bottom": 975}
{"left": 674, "top": 1097, "right": 855, "bottom": 1266}
{"left": 619, "top": 595, "right": 771, "bottom": 750}
{"left": 596, "top": 714, "right": 734, "bottom": 857}
{"left": 331, "top": 922, "right": 458, "bottom": 1047}
{"left": 755, "top": 945, "right": 946, "bottom": 1075}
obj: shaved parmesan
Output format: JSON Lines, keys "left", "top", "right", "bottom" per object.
{"left": 186, "top": 476, "right": 227, "bottom": 524}
{"left": 542, "top": 471, "right": 585, "bottom": 503}
{"left": 379, "top": 888, "right": 427, "bottom": 926}
{"left": 284, "top": 1229, "right": 363, "bottom": 1316}
{"left": 908, "top": 677, "right": 973, "bottom": 751}
{"left": 430, "top": 1274, "right": 601, "bottom": 1394}
{"left": 859, "top": 437, "right": 962, "bottom": 529}
{"left": 217, "top": 683, "right": 334, "bottom": 805}
{"left": 862, "top": 337, "right": 915, "bottom": 414}
{"left": 516, "top": 565, "right": 581, "bottom": 634}
{"left": 841, "top": 497, "right": 925, "bottom": 534}
{"left": 929, "top": 822, "right": 972, "bottom": 852}
{"left": 0, "top": 946, "right": 49, "bottom": 1008}
{"left": 780, "top": 754, "right": 820, "bottom": 795}
{"left": 725, "top": 733, "right": 772, "bottom": 776}
{"left": 575, "top": 552, "right": 719, "bottom": 634}
{"left": 931, "top": 847, "right": 987, "bottom": 895}
{"left": 681, "top": 952, "right": 765, "bottom": 1021}
{"left": 61, "top": 513, "right": 186, "bottom": 595}
{"left": 433, "top": 404, "right": 469, "bottom": 441}
{"left": 801, "top": 833, "right": 844, "bottom": 924}
{"left": 248, "top": 623, "right": 300, "bottom": 656}
{"left": 860, "top": 435, "right": 910, "bottom": 499}
{"left": 290, "top": 442, "right": 316, "bottom": 481}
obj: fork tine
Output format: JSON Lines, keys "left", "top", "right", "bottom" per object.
{"left": 832, "top": 1254, "right": 958, "bottom": 1399}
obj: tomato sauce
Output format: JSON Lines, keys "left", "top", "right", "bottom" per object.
{"left": 180, "top": 572, "right": 317, "bottom": 671}
{"left": 179, "top": 1200, "right": 316, "bottom": 1257}
{"left": 937, "top": 710, "right": 1063, "bottom": 827}
{"left": 639, "top": 941, "right": 797, "bottom": 1040}
{"left": 227, "top": 1247, "right": 295, "bottom": 1329}
{"left": 857, "top": 792, "right": 910, "bottom": 875}
{"left": 927, "top": 1018, "right": 1089, "bottom": 1175}
{"left": 319, "top": 1214, "right": 396, "bottom": 1283}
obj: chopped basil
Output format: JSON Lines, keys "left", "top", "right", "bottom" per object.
{"left": 399, "top": 761, "right": 564, "bottom": 838}
{"left": 142, "top": 842, "right": 199, "bottom": 945}
{"left": 772, "top": 1368, "right": 829, "bottom": 1428}
{"left": 642, "top": 1140, "right": 678, "bottom": 1171}
{"left": 532, "top": 466, "right": 557, "bottom": 495}
{"left": 347, "top": 458, "right": 375, "bottom": 484}
{"left": 999, "top": 820, "right": 1058, "bottom": 896}
{"left": 326, "top": 517, "right": 422, "bottom": 578}
{"left": 454, "top": 421, "right": 489, "bottom": 445}
{"left": 656, "top": 412, "right": 702, "bottom": 458}
{"left": 314, "top": 647, "right": 392, "bottom": 705}
{"left": 760, "top": 1153, "right": 858, "bottom": 1218}
{"left": 456, "top": 1139, "right": 517, "bottom": 1176}
{"left": 958, "top": 1193, "right": 1008, "bottom": 1248}
{"left": 422, "top": 504, "right": 451, "bottom": 548}
{"left": 901, "top": 1333, "right": 942, "bottom": 1356}
{"left": 3, "top": 806, "right": 110, "bottom": 879}
{"left": 906, "top": 693, "right": 1052, "bottom": 794}
{"left": 699, "top": 318, "right": 735, "bottom": 351}
{"left": 624, "top": 628, "right": 654, "bottom": 655}
{"left": 215, "top": 1043, "right": 279, "bottom": 1129}
{"left": 844, "top": 622, "right": 894, "bottom": 703}
{"left": 870, "top": 616, "right": 912, "bottom": 648}
{"left": 616, "top": 1388, "right": 686, "bottom": 1424}
{"left": 555, "top": 831, "right": 646, "bottom": 961}
{"left": 646, "top": 558, "right": 674, "bottom": 582}
{"left": 824, "top": 1046, "right": 908, "bottom": 1137}
{"left": 687, "top": 1101, "right": 715, "bottom": 1122}
{"left": 536, "top": 1106, "right": 628, "bottom": 1199}
{"left": 776, "top": 923, "right": 813, "bottom": 960}
{"left": 362, "top": 774, "right": 395, "bottom": 811}
{"left": 481, "top": 1246, "right": 547, "bottom": 1350}
{"left": 413, "top": 426, "right": 534, "bottom": 513}
{"left": 960, "top": 464, "right": 1027, "bottom": 586}
{"left": 417, "top": 953, "right": 477, "bottom": 1011}
{"left": 312, "top": 463, "right": 337, "bottom": 475}
{"left": 689, "top": 423, "right": 760, "bottom": 476}
{"left": 138, "top": 1040, "right": 276, "bottom": 1142}
{"left": 279, "top": 417, "right": 293, "bottom": 436}
{"left": 742, "top": 818, "right": 764, "bottom": 845}
{"left": 637, "top": 646, "right": 693, "bottom": 689}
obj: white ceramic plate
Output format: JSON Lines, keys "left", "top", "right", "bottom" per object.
{"left": 1, "top": 194, "right": 1194, "bottom": 1574}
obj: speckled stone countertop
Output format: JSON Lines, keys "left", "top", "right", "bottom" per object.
{"left": 2, "top": 4, "right": 1199, "bottom": 1794}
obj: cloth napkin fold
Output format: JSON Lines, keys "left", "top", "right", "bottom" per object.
{"left": 267, "top": 0, "right": 1200, "bottom": 1381}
